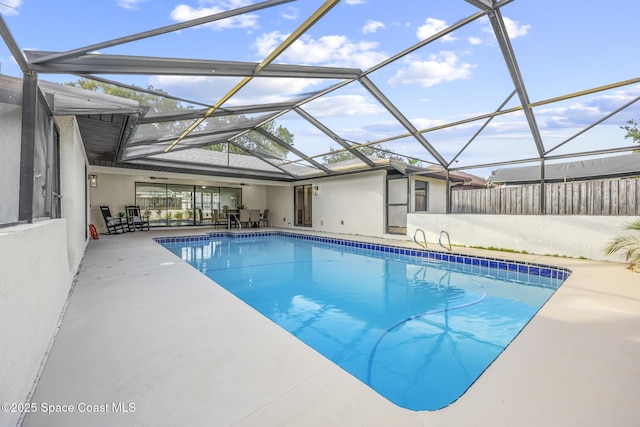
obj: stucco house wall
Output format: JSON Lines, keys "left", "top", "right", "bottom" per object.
{"left": 308, "top": 171, "right": 386, "bottom": 236}
{"left": 265, "top": 184, "right": 294, "bottom": 229}
{"left": 0, "top": 115, "right": 88, "bottom": 427}
{"left": 265, "top": 171, "right": 387, "bottom": 237}
{"left": 0, "top": 94, "right": 22, "bottom": 224}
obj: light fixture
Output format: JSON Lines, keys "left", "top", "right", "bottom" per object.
{"left": 89, "top": 174, "right": 98, "bottom": 188}
{"left": 313, "top": 186, "right": 319, "bottom": 196}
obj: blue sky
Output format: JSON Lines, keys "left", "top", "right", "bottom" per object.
{"left": 1, "top": 0, "right": 638, "bottom": 177}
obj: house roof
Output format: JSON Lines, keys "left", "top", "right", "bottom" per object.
{"left": 489, "top": 153, "right": 640, "bottom": 184}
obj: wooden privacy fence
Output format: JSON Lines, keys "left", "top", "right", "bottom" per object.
{"left": 451, "top": 177, "right": 640, "bottom": 215}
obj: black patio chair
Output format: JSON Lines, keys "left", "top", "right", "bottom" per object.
{"left": 100, "top": 205, "right": 126, "bottom": 234}
{"left": 125, "top": 205, "right": 150, "bottom": 231}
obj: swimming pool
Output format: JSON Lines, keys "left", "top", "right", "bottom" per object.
{"left": 157, "top": 232, "right": 569, "bottom": 411}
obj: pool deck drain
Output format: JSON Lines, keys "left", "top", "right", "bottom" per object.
{"left": 22, "top": 228, "right": 640, "bottom": 427}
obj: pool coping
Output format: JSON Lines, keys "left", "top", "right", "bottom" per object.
{"left": 154, "top": 230, "right": 572, "bottom": 281}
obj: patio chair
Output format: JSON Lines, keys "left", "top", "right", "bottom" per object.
{"left": 249, "top": 209, "right": 260, "bottom": 228}
{"left": 212, "top": 209, "right": 227, "bottom": 229}
{"left": 237, "top": 209, "right": 250, "bottom": 229}
{"left": 198, "top": 208, "right": 215, "bottom": 224}
{"left": 100, "top": 205, "right": 126, "bottom": 234}
{"left": 260, "top": 209, "right": 270, "bottom": 227}
{"left": 125, "top": 205, "right": 150, "bottom": 231}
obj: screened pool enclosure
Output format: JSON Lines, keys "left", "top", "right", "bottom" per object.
{"left": 1, "top": 0, "right": 638, "bottom": 226}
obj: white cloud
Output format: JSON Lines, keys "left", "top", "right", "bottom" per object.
{"left": 416, "top": 18, "right": 456, "bottom": 42}
{"left": 117, "top": 0, "right": 148, "bottom": 10}
{"left": 480, "top": 16, "right": 531, "bottom": 40}
{"left": 305, "top": 94, "right": 384, "bottom": 118}
{"left": 0, "top": 0, "right": 22, "bottom": 16}
{"left": 502, "top": 17, "right": 531, "bottom": 39}
{"left": 152, "top": 75, "right": 323, "bottom": 105}
{"left": 171, "top": 1, "right": 259, "bottom": 30}
{"left": 537, "top": 97, "right": 639, "bottom": 130}
{"left": 345, "top": 0, "right": 365, "bottom": 4}
{"left": 530, "top": 85, "right": 640, "bottom": 131}
{"left": 281, "top": 7, "right": 298, "bottom": 20}
{"left": 388, "top": 51, "right": 475, "bottom": 87}
{"left": 363, "top": 20, "right": 385, "bottom": 34}
{"left": 410, "top": 117, "right": 448, "bottom": 130}
{"left": 253, "top": 31, "right": 387, "bottom": 69}
{"left": 472, "top": 16, "right": 531, "bottom": 45}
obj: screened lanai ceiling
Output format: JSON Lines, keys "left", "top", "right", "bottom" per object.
{"left": 1, "top": 0, "right": 639, "bottom": 181}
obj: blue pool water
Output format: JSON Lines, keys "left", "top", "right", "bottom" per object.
{"left": 158, "top": 232, "right": 569, "bottom": 411}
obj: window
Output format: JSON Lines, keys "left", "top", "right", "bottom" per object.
{"left": 415, "top": 180, "right": 428, "bottom": 212}
{"left": 294, "top": 184, "right": 312, "bottom": 227}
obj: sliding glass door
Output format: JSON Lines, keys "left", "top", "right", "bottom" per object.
{"left": 195, "top": 187, "right": 219, "bottom": 223}
{"left": 135, "top": 182, "right": 168, "bottom": 226}
{"left": 220, "top": 187, "right": 242, "bottom": 213}
{"left": 135, "top": 182, "right": 240, "bottom": 227}
{"left": 167, "top": 184, "right": 194, "bottom": 226}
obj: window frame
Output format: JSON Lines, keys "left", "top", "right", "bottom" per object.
{"left": 414, "top": 180, "right": 429, "bottom": 212}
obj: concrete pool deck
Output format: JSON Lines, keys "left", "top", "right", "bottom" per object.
{"left": 23, "top": 228, "right": 640, "bottom": 427}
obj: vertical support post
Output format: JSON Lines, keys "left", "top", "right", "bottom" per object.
{"left": 540, "top": 158, "right": 546, "bottom": 215}
{"left": 446, "top": 169, "right": 451, "bottom": 214}
{"left": 18, "top": 72, "right": 38, "bottom": 222}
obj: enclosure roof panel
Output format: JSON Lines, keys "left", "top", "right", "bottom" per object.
{"left": 1, "top": 0, "right": 637, "bottom": 182}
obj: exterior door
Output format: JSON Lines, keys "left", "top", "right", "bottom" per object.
{"left": 386, "top": 174, "right": 408, "bottom": 234}
{"left": 195, "top": 187, "right": 219, "bottom": 223}
{"left": 294, "top": 184, "right": 312, "bottom": 227}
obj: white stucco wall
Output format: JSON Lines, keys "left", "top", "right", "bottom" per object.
{"left": 266, "top": 171, "right": 387, "bottom": 236}
{"left": 266, "top": 184, "right": 294, "bottom": 228}
{"left": 408, "top": 213, "right": 640, "bottom": 262}
{"left": 0, "top": 101, "right": 22, "bottom": 224}
{"left": 0, "top": 115, "right": 90, "bottom": 426}
{"left": 310, "top": 171, "right": 385, "bottom": 236}
{"left": 0, "top": 221, "right": 75, "bottom": 427}
{"left": 240, "top": 184, "right": 267, "bottom": 210}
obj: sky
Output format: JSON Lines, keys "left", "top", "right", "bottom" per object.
{"left": 1, "top": 0, "right": 639, "bottom": 178}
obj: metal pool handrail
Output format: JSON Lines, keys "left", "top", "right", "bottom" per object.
{"left": 439, "top": 230, "right": 452, "bottom": 252}
{"left": 413, "top": 228, "right": 427, "bottom": 248}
